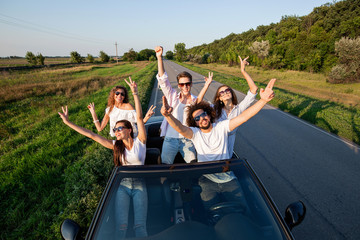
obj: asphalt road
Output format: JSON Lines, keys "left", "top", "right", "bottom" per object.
{"left": 148, "top": 60, "right": 360, "bottom": 240}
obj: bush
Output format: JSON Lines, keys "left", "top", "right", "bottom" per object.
{"left": 99, "top": 51, "right": 110, "bottom": 63}
{"left": 70, "top": 51, "right": 84, "bottom": 63}
{"left": 25, "top": 51, "right": 37, "bottom": 65}
{"left": 87, "top": 54, "right": 95, "bottom": 63}
{"left": 328, "top": 37, "right": 360, "bottom": 83}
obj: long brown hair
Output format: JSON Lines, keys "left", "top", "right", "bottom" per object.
{"left": 213, "top": 85, "right": 238, "bottom": 120}
{"left": 107, "top": 86, "right": 129, "bottom": 113}
{"left": 113, "top": 120, "right": 134, "bottom": 166}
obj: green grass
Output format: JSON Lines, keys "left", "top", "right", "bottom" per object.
{"left": 0, "top": 61, "right": 157, "bottom": 239}
{"left": 178, "top": 62, "right": 360, "bottom": 145}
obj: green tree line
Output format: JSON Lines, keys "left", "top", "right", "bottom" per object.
{"left": 186, "top": 0, "right": 360, "bottom": 83}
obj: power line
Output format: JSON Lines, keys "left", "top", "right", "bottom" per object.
{"left": 0, "top": 12, "right": 111, "bottom": 45}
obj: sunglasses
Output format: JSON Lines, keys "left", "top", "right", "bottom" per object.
{"left": 113, "top": 126, "right": 128, "bottom": 133}
{"left": 115, "top": 91, "right": 125, "bottom": 97}
{"left": 178, "top": 82, "right": 191, "bottom": 87}
{"left": 219, "top": 88, "right": 231, "bottom": 96}
{"left": 194, "top": 111, "right": 208, "bottom": 122}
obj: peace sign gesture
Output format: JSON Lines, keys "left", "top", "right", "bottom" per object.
{"left": 239, "top": 56, "right": 249, "bottom": 72}
{"left": 124, "top": 77, "right": 138, "bottom": 95}
{"left": 260, "top": 79, "right": 276, "bottom": 102}
{"left": 204, "top": 72, "right": 213, "bottom": 87}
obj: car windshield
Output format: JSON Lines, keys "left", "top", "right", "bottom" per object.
{"left": 89, "top": 160, "right": 288, "bottom": 240}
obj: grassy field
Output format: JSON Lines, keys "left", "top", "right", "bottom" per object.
{"left": 0, "top": 61, "right": 157, "bottom": 239}
{"left": 0, "top": 57, "right": 72, "bottom": 67}
{"left": 179, "top": 62, "right": 360, "bottom": 145}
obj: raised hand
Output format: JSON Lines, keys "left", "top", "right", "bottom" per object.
{"left": 155, "top": 46, "right": 163, "bottom": 58}
{"left": 204, "top": 72, "right": 213, "bottom": 86}
{"left": 145, "top": 105, "right": 156, "bottom": 119}
{"left": 161, "top": 96, "right": 173, "bottom": 117}
{"left": 58, "top": 106, "right": 69, "bottom": 123}
{"left": 239, "top": 56, "right": 249, "bottom": 72}
{"left": 259, "top": 79, "right": 276, "bottom": 102}
{"left": 124, "top": 77, "right": 138, "bottom": 95}
{"left": 87, "top": 102, "right": 96, "bottom": 114}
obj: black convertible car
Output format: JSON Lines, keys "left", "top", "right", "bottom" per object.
{"left": 61, "top": 116, "right": 305, "bottom": 240}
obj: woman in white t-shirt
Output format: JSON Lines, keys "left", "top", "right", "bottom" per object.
{"left": 197, "top": 56, "right": 258, "bottom": 155}
{"left": 59, "top": 78, "right": 148, "bottom": 239}
{"left": 87, "top": 85, "right": 156, "bottom": 137}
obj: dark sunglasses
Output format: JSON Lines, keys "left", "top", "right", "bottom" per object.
{"left": 113, "top": 126, "right": 128, "bottom": 133}
{"left": 178, "top": 82, "right": 191, "bottom": 87}
{"left": 115, "top": 91, "right": 125, "bottom": 97}
{"left": 194, "top": 111, "right": 208, "bottom": 122}
{"left": 219, "top": 88, "right": 231, "bottom": 96}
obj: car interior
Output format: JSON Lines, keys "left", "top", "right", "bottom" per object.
{"left": 88, "top": 121, "right": 286, "bottom": 240}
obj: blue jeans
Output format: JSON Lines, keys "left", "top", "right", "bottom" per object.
{"left": 115, "top": 178, "right": 148, "bottom": 239}
{"left": 161, "top": 137, "right": 197, "bottom": 164}
{"left": 198, "top": 175, "right": 245, "bottom": 211}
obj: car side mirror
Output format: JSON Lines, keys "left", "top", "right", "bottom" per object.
{"left": 284, "top": 201, "right": 306, "bottom": 230}
{"left": 61, "top": 219, "right": 81, "bottom": 240}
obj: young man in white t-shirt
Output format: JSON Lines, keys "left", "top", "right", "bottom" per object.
{"left": 160, "top": 78, "right": 276, "bottom": 211}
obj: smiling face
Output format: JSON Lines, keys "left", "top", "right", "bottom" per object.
{"left": 114, "top": 88, "right": 126, "bottom": 104}
{"left": 178, "top": 77, "right": 192, "bottom": 96}
{"left": 192, "top": 109, "right": 211, "bottom": 130}
{"left": 218, "top": 86, "right": 232, "bottom": 102}
{"left": 113, "top": 121, "right": 132, "bottom": 140}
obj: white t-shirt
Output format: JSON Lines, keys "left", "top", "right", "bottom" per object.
{"left": 112, "top": 138, "right": 146, "bottom": 166}
{"left": 216, "top": 90, "right": 257, "bottom": 155}
{"left": 166, "top": 102, "right": 187, "bottom": 138}
{"left": 106, "top": 106, "right": 138, "bottom": 137}
{"left": 190, "top": 120, "right": 236, "bottom": 183}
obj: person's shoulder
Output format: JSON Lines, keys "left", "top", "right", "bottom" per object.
{"left": 123, "top": 103, "right": 135, "bottom": 110}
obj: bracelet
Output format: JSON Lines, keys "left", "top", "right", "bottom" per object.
{"left": 93, "top": 120, "right": 99, "bottom": 123}
{"left": 132, "top": 92, "right": 138, "bottom": 95}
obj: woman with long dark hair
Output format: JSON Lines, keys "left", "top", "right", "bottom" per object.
{"left": 59, "top": 77, "right": 148, "bottom": 238}
{"left": 87, "top": 84, "right": 155, "bottom": 138}
{"left": 197, "top": 56, "right": 258, "bottom": 155}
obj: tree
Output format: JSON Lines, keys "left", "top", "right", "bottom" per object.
{"left": 165, "top": 51, "right": 174, "bottom": 60}
{"left": 70, "top": 51, "right": 84, "bottom": 63}
{"left": 174, "top": 43, "right": 187, "bottom": 62}
{"left": 249, "top": 40, "right": 270, "bottom": 60}
{"left": 149, "top": 55, "right": 156, "bottom": 61}
{"left": 87, "top": 54, "right": 95, "bottom": 63}
{"left": 328, "top": 37, "right": 360, "bottom": 83}
{"left": 25, "top": 51, "right": 37, "bottom": 65}
{"left": 138, "top": 49, "right": 155, "bottom": 61}
{"left": 99, "top": 51, "right": 110, "bottom": 63}
{"left": 123, "top": 48, "right": 138, "bottom": 63}
{"left": 36, "top": 53, "right": 45, "bottom": 65}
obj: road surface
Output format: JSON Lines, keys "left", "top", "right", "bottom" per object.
{"left": 148, "top": 60, "right": 360, "bottom": 240}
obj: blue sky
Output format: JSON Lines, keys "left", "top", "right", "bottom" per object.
{"left": 0, "top": 0, "right": 331, "bottom": 57}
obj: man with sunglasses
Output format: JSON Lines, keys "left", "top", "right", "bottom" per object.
{"left": 161, "top": 78, "right": 276, "bottom": 211}
{"left": 155, "top": 46, "right": 198, "bottom": 164}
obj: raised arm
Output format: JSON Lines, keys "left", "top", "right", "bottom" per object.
{"left": 87, "top": 102, "right": 110, "bottom": 132}
{"left": 155, "top": 46, "right": 165, "bottom": 77}
{"left": 196, "top": 72, "right": 213, "bottom": 103}
{"left": 239, "top": 56, "right": 258, "bottom": 94}
{"left": 161, "top": 96, "right": 193, "bottom": 139}
{"left": 229, "top": 79, "right": 276, "bottom": 132}
{"left": 143, "top": 105, "right": 156, "bottom": 124}
{"left": 59, "top": 106, "right": 113, "bottom": 149}
{"left": 124, "top": 77, "right": 146, "bottom": 144}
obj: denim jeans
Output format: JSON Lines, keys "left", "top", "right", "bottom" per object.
{"left": 115, "top": 178, "right": 148, "bottom": 239}
{"left": 161, "top": 137, "right": 197, "bottom": 164}
{"left": 198, "top": 175, "right": 245, "bottom": 211}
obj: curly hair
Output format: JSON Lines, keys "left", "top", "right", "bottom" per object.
{"left": 107, "top": 86, "right": 129, "bottom": 113}
{"left": 113, "top": 120, "right": 134, "bottom": 166}
{"left": 213, "top": 85, "right": 238, "bottom": 120}
{"left": 186, "top": 101, "right": 216, "bottom": 128}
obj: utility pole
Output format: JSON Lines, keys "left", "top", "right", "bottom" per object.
{"left": 115, "top": 42, "right": 119, "bottom": 64}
